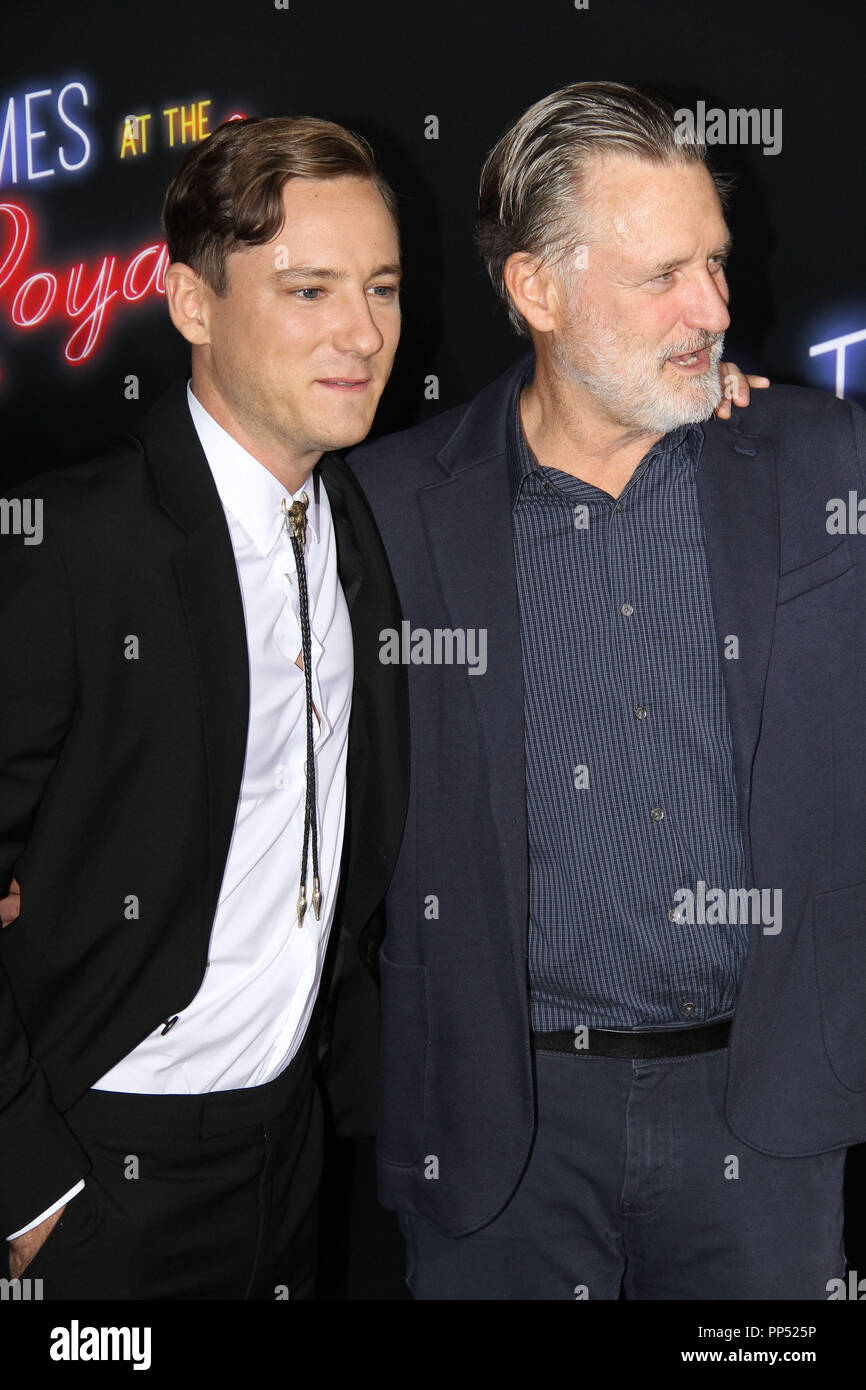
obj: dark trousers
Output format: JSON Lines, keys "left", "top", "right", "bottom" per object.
{"left": 401, "top": 1044, "right": 847, "bottom": 1300}
{"left": 17, "top": 1039, "right": 323, "bottom": 1300}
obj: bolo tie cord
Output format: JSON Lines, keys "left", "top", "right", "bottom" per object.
{"left": 281, "top": 493, "right": 321, "bottom": 927}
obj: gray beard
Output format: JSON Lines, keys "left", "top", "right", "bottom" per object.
{"left": 552, "top": 333, "right": 726, "bottom": 435}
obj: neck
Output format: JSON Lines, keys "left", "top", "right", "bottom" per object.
{"left": 189, "top": 375, "right": 319, "bottom": 495}
{"left": 520, "top": 352, "right": 663, "bottom": 498}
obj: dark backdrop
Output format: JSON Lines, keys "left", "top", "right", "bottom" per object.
{"left": 2, "top": 0, "right": 863, "bottom": 1298}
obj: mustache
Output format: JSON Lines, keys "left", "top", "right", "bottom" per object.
{"left": 662, "top": 333, "right": 724, "bottom": 362}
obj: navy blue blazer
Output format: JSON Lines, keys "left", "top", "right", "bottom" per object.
{"left": 348, "top": 353, "right": 866, "bottom": 1236}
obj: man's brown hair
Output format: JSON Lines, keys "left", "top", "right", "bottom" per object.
{"left": 162, "top": 115, "right": 399, "bottom": 294}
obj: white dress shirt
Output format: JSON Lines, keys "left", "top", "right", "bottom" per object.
{"left": 8, "top": 384, "right": 353, "bottom": 1238}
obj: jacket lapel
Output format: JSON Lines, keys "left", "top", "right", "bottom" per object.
{"left": 318, "top": 452, "right": 409, "bottom": 945}
{"left": 696, "top": 415, "right": 779, "bottom": 881}
{"left": 419, "top": 359, "right": 531, "bottom": 976}
{"left": 140, "top": 383, "right": 250, "bottom": 960}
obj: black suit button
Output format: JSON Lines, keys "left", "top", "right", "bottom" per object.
{"left": 161, "top": 1015, "right": 179, "bottom": 1035}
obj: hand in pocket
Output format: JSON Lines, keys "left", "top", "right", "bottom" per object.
{"left": 8, "top": 1202, "right": 66, "bottom": 1279}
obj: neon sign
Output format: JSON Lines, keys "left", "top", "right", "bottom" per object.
{"left": 0, "top": 202, "right": 168, "bottom": 364}
{"left": 119, "top": 100, "right": 217, "bottom": 159}
{"left": 0, "top": 82, "right": 93, "bottom": 186}
{"left": 809, "top": 329, "right": 866, "bottom": 399}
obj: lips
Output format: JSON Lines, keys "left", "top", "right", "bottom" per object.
{"left": 316, "top": 377, "right": 371, "bottom": 390}
{"left": 667, "top": 347, "right": 710, "bottom": 372}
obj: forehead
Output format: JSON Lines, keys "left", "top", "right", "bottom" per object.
{"left": 235, "top": 175, "right": 399, "bottom": 273}
{"left": 580, "top": 154, "right": 728, "bottom": 260}
{"left": 277, "top": 174, "right": 396, "bottom": 232}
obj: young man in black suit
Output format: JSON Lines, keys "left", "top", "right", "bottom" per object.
{"left": 0, "top": 116, "right": 408, "bottom": 1299}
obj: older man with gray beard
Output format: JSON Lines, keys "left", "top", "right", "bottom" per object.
{"left": 348, "top": 80, "right": 863, "bottom": 1299}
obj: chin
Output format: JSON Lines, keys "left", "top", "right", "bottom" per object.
{"left": 647, "top": 376, "right": 722, "bottom": 430}
{"left": 632, "top": 395, "right": 715, "bottom": 434}
{"left": 317, "top": 425, "right": 375, "bottom": 454}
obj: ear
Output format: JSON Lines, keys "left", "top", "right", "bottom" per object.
{"left": 164, "top": 263, "right": 213, "bottom": 346}
{"left": 503, "top": 251, "right": 560, "bottom": 335}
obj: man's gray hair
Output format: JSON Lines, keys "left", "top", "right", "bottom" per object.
{"left": 476, "top": 81, "right": 733, "bottom": 338}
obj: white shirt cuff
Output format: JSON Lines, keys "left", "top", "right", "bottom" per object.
{"left": 6, "top": 1179, "right": 85, "bottom": 1240}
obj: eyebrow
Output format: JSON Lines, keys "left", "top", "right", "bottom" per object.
{"left": 645, "top": 236, "right": 734, "bottom": 277}
{"left": 270, "top": 263, "right": 402, "bottom": 282}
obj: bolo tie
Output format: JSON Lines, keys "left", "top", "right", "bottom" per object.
{"left": 280, "top": 483, "right": 321, "bottom": 928}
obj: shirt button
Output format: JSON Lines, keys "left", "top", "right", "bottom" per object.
{"left": 682, "top": 1002, "right": 697, "bottom": 1016}
{"left": 635, "top": 705, "right": 647, "bottom": 719}
{"left": 620, "top": 602, "right": 634, "bottom": 616}
{"left": 650, "top": 807, "right": 664, "bottom": 821}
{"left": 161, "top": 1016, "right": 179, "bottom": 1035}
{"left": 667, "top": 906, "right": 682, "bottom": 923}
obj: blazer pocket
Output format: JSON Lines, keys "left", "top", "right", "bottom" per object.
{"left": 377, "top": 953, "right": 429, "bottom": 1166}
{"left": 777, "top": 540, "right": 852, "bottom": 604}
{"left": 813, "top": 880, "right": 866, "bottom": 1091}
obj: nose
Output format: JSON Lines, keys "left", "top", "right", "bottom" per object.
{"left": 683, "top": 267, "right": 730, "bottom": 337}
{"left": 332, "top": 289, "right": 385, "bottom": 358}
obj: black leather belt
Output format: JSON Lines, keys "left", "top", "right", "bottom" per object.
{"left": 532, "top": 1019, "right": 731, "bottom": 1059}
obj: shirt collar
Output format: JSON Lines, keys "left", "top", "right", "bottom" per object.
{"left": 506, "top": 353, "right": 699, "bottom": 509}
{"left": 186, "top": 382, "right": 319, "bottom": 555}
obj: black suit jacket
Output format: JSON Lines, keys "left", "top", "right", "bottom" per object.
{"left": 0, "top": 381, "right": 408, "bottom": 1236}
